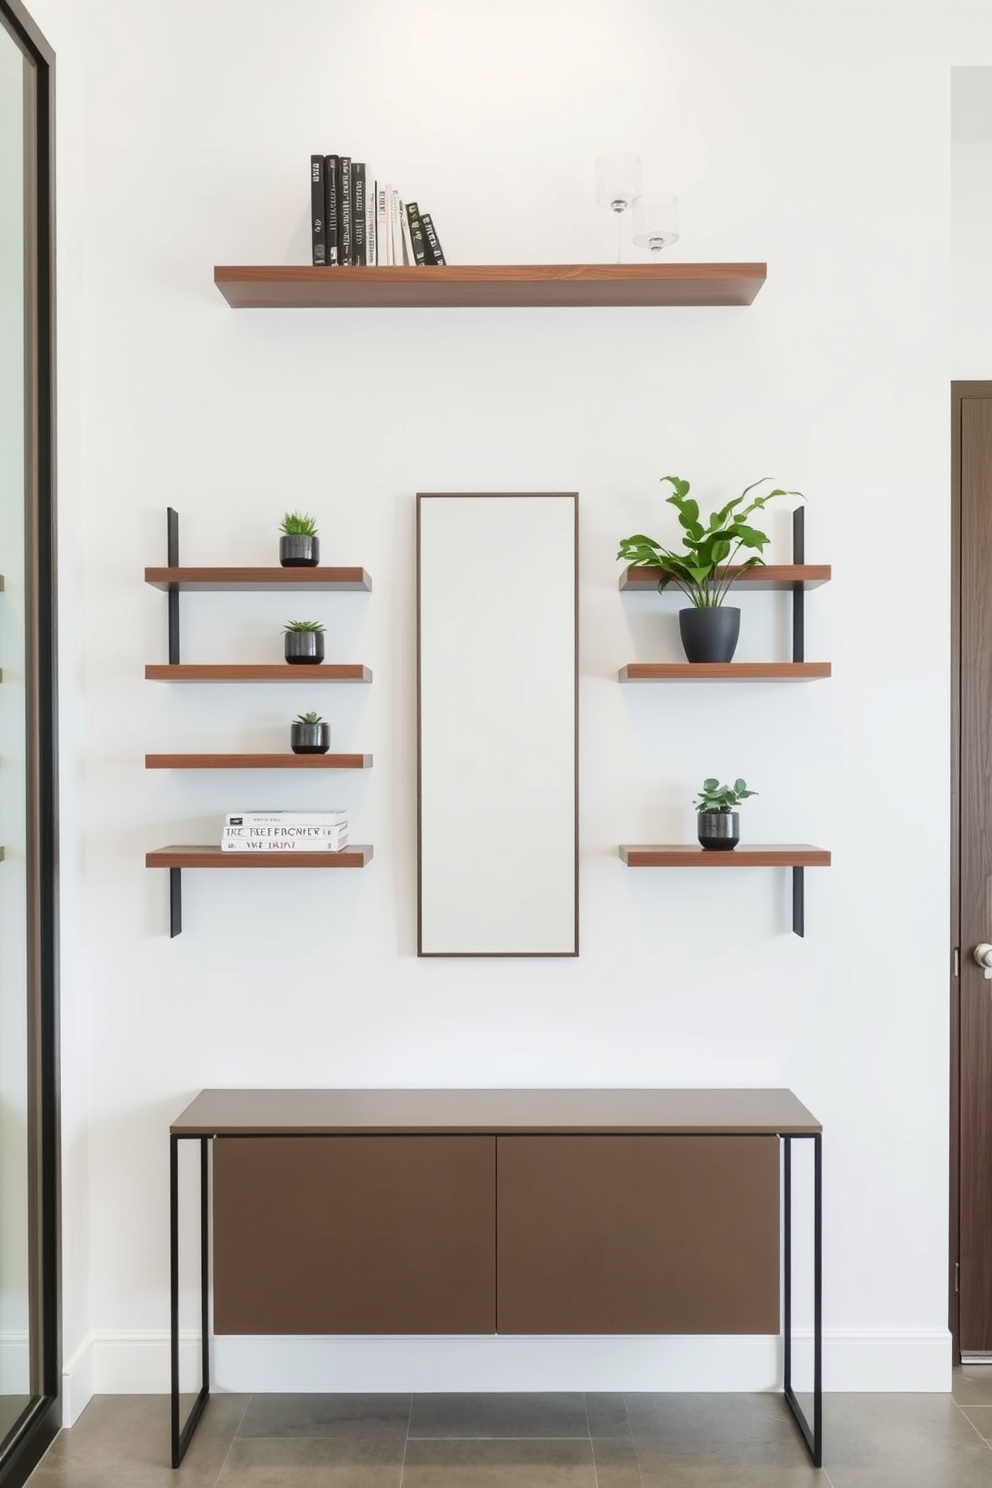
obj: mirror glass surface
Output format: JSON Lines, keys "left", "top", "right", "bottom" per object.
{"left": 0, "top": 16, "right": 33, "bottom": 1443}
{"left": 418, "top": 493, "right": 577, "bottom": 956}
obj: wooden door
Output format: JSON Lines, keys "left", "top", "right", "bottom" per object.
{"left": 212, "top": 1135, "right": 496, "bottom": 1334}
{"left": 496, "top": 1135, "right": 780, "bottom": 1334}
{"left": 955, "top": 384, "right": 992, "bottom": 1355}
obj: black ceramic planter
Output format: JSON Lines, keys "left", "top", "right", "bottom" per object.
{"left": 291, "top": 721, "right": 331, "bottom": 754}
{"left": 280, "top": 534, "right": 320, "bottom": 567}
{"left": 679, "top": 606, "right": 741, "bottom": 663}
{"left": 284, "top": 631, "right": 325, "bottom": 664}
{"left": 697, "top": 811, "right": 740, "bottom": 850}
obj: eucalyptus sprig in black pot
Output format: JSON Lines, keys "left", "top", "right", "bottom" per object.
{"left": 694, "top": 776, "right": 757, "bottom": 851}
{"left": 618, "top": 475, "right": 803, "bottom": 663}
{"left": 291, "top": 711, "right": 330, "bottom": 754}
{"left": 284, "top": 619, "right": 325, "bottom": 664}
{"left": 279, "top": 511, "right": 320, "bottom": 567}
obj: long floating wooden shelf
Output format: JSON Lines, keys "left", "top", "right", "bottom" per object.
{"left": 213, "top": 263, "right": 767, "bottom": 310}
{"left": 620, "top": 844, "right": 831, "bottom": 868}
{"left": 145, "top": 753, "right": 372, "bottom": 769}
{"left": 619, "top": 662, "right": 831, "bottom": 682}
{"left": 145, "top": 566, "right": 371, "bottom": 592}
{"left": 145, "top": 664, "right": 371, "bottom": 682}
{"left": 146, "top": 844, "right": 373, "bottom": 869}
{"left": 620, "top": 564, "right": 831, "bottom": 592}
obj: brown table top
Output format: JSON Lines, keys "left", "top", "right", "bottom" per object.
{"left": 171, "top": 1088, "right": 820, "bottom": 1136}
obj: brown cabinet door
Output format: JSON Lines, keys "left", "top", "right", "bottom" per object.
{"left": 213, "top": 1136, "right": 495, "bottom": 1334}
{"left": 496, "top": 1135, "right": 779, "bottom": 1334}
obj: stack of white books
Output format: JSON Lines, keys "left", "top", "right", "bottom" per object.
{"left": 221, "top": 810, "right": 349, "bottom": 853}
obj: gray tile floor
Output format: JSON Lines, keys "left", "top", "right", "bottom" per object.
{"left": 22, "top": 1371, "right": 992, "bottom": 1488}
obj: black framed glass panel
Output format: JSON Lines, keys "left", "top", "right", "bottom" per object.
{"left": 0, "top": 1, "right": 59, "bottom": 1483}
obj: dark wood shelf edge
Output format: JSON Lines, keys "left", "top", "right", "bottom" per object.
{"left": 619, "top": 564, "right": 831, "bottom": 592}
{"left": 619, "top": 845, "right": 831, "bottom": 868}
{"left": 213, "top": 263, "right": 767, "bottom": 309}
{"left": 145, "top": 754, "right": 372, "bottom": 769}
{"left": 618, "top": 663, "right": 832, "bottom": 681}
{"left": 146, "top": 844, "right": 374, "bottom": 868}
{"left": 144, "top": 566, "right": 371, "bottom": 592}
{"left": 144, "top": 665, "right": 372, "bottom": 682}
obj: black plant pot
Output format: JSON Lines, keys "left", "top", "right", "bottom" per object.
{"left": 291, "top": 722, "right": 331, "bottom": 754}
{"left": 679, "top": 606, "right": 741, "bottom": 663}
{"left": 697, "top": 811, "right": 740, "bottom": 851}
{"left": 280, "top": 534, "right": 320, "bottom": 567}
{"left": 284, "top": 631, "right": 325, "bottom": 664}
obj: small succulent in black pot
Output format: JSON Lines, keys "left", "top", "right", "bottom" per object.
{"left": 284, "top": 619, "right": 326, "bottom": 664}
{"left": 291, "top": 711, "right": 330, "bottom": 754}
{"left": 279, "top": 511, "right": 320, "bottom": 567}
{"left": 694, "top": 776, "right": 757, "bottom": 851}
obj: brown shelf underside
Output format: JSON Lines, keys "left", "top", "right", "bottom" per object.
{"left": 214, "top": 263, "right": 767, "bottom": 310}
{"left": 620, "top": 845, "right": 831, "bottom": 868}
{"left": 145, "top": 664, "right": 371, "bottom": 682}
{"left": 145, "top": 753, "right": 372, "bottom": 769}
{"left": 145, "top": 566, "right": 371, "bottom": 592}
{"left": 619, "top": 662, "right": 831, "bottom": 682}
{"left": 146, "top": 844, "right": 373, "bottom": 868}
{"left": 620, "top": 564, "right": 831, "bottom": 592}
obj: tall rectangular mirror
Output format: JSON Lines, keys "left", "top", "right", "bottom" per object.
{"left": 417, "top": 493, "right": 577, "bottom": 957}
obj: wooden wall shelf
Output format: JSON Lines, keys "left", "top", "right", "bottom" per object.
{"left": 145, "top": 753, "right": 372, "bottom": 769}
{"left": 619, "top": 564, "right": 831, "bottom": 592}
{"left": 145, "top": 664, "right": 371, "bottom": 683}
{"left": 619, "top": 662, "right": 831, "bottom": 682}
{"left": 145, "top": 566, "right": 371, "bottom": 592}
{"left": 620, "top": 843, "right": 830, "bottom": 936}
{"left": 213, "top": 263, "right": 767, "bottom": 310}
{"left": 147, "top": 844, "right": 373, "bottom": 869}
{"left": 620, "top": 845, "right": 830, "bottom": 868}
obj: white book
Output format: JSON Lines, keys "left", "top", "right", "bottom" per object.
{"left": 367, "top": 177, "right": 377, "bottom": 267}
{"left": 226, "top": 811, "right": 347, "bottom": 826}
{"left": 377, "top": 182, "right": 391, "bottom": 265}
{"left": 390, "top": 188, "right": 404, "bottom": 265}
{"left": 222, "top": 825, "right": 348, "bottom": 841}
{"left": 399, "top": 200, "right": 415, "bottom": 267}
{"left": 222, "top": 842, "right": 349, "bottom": 855}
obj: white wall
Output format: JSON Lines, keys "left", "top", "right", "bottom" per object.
{"left": 30, "top": 0, "right": 992, "bottom": 1412}
{"left": 953, "top": 141, "right": 992, "bottom": 374}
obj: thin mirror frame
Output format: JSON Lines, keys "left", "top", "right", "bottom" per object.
{"left": 416, "top": 492, "right": 579, "bottom": 958}
{"left": 0, "top": 1, "right": 59, "bottom": 1484}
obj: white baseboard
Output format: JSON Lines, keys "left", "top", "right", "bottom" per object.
{"left": 61, "top": 1332, "right": 95, "bottom": 1426}
{"left": 64, "top": 1329, "right": 952, "bottom": 1398}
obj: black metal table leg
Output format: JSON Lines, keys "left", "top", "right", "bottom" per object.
{"left": 783, "top": 1132, "right": 823, "bottom": 1467}
{"left": 170, "top": 1134, "right": 210, "bottom": 1468}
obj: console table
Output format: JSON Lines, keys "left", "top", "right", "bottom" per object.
{"left": 169, "top": 1088, "right": 821, "bottom": 1467}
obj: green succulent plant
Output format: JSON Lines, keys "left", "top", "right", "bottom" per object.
{"left": 283, "top": 619, "right": 326, "bottom": 632}
{"left": 293, "top": 712, "right": 324, "bottom": 725}
{"left": 694, "top": 777, "right": 758, "bottom": 813}
{"left": 280, "top": 512, "right": 319, "bottom": 536}
{"left": 618, "top": 476, "right": 803, "bottom": 608}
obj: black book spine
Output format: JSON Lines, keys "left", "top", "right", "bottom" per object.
{"left": 420, "top": 211, "right": 446, "bottom": 266}
{"left": 405, "top": 201, "right": 428, "bottom": 266}
{"left": 324, "top": 155, "right": 339, "bottom": 266}
{"left": 352, "top": 163, "right": 366, "bottom": 266}
{"left": 310, "top": 155, "right": 326, "bottom": 265}
{"left": 337, "top": 155, "right": 352, "bottom": 267}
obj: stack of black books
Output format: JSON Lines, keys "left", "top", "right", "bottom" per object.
{"left": 310, "top": 155, "right": 446, "bottom": 267}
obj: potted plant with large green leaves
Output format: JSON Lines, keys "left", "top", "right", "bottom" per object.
{"left": 618, "top": 476, "right": 802, "bottom": 662}
{"left": 694, "top": 776, "right": 757, "bottom": 851}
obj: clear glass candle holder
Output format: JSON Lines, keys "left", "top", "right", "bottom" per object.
{"left": 595, "top": 152, "right": 642, "bottom": 263}
{"left": 632, "top": 192, "right": 680, "bottom": 256}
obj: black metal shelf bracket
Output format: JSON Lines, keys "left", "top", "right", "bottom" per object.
{"left": 791, "top": 506, "right": 805, "bottom": 665}
{"left": 167, "top": 507, "right": 180, "bottom": 664}
{"left": 792, "top": 867, "right": 805, "bottom": 938}
{"left": 170, "top": 868, "right": 182, "bottom": 938}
